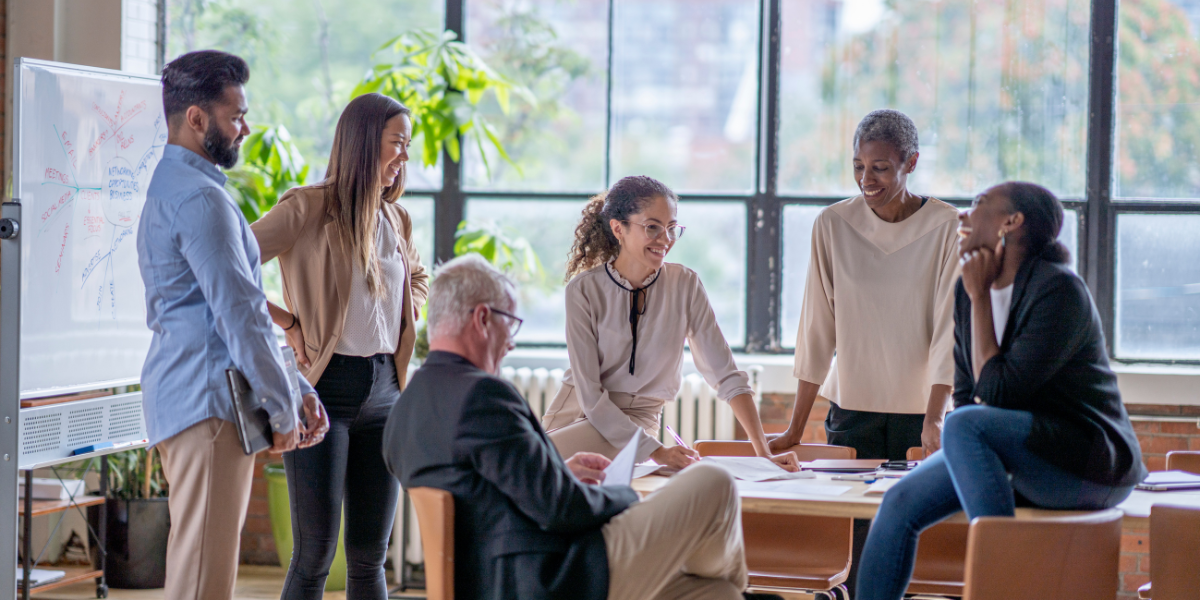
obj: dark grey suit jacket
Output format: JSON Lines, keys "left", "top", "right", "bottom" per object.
{"left": 953, "top": 255, "right": 1147, "bottom": 487}
{"left": 382, "top": 351, "right": 639, "bottom": 600}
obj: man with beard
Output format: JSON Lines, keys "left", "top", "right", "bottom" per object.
{"left": 136, "top": 50, "right": 329, "bottom": 600}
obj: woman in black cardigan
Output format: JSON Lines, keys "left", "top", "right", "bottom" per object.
{"left": 855, "top": 181, "right": 1147, "bottom": 600}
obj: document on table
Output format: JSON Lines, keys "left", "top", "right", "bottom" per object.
{"left": 701, "top": 456, "right": 816, "bottom": 481}
{"left": 633, "top": 463, "right": 667, "bottom": 479}
{"left": 602, "top": 435, "right": 639, "bottom": 487}
{"left": 736, "top": 480, "right": 852, "bottom": 496}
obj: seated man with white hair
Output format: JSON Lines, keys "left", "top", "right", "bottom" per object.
{"left": 382, "top": 254, "right": 775, "bottom": 600}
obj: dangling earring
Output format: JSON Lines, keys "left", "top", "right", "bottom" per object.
{"left": 998, "top": 228, "right": 1007, "bottom": 247}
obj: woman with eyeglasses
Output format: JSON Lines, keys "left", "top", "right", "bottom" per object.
{"left": 541, "top": 175, "right": 799, "bottom": 471}
{"left": 250, "top": 93, "right": 427, "bottom": 600}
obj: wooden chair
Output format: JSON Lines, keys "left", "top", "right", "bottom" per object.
{"left": 904, "top": 447, "right": 968, "bottom": 597}
{"left": 1137, "top": 504, "right": 1200, "bottom": 600}
{"left": 962, "top": 509, "right": 1123, "bottom": 600}
{"left": 1166, "top": 450, "right": 1200, "bottom": 474}
{"left": 408, "top": 487, "right": 454, "bottom": 600}
{"left": 1138, "top": 451, "right": 1200, "bottom": 599}
{"left": 694, "top": 440, "right": 855, "bottom": 600}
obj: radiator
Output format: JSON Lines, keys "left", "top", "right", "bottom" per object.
{"left": 393, "top": 364, "right": 764, "bottom": 579}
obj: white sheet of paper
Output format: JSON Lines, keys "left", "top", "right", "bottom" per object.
{"left": 736, "top": 480, "right": 852, "bottom": 496}
{"left": 701, "top": 456, "right": 815, "bottom": 481}
{"left": 864, "top": 478, "right": 900, "bottom": 495}
{"left": 602, "top": 435, "right": 639, "bottom": 487}
{"left": 633, "top": 463, "right": 666, "bottom": 479}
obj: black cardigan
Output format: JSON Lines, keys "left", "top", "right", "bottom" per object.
{"left": 952, "top": 255, "right": 1147, "bottom": 487}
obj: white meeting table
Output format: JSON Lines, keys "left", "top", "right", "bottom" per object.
{"left": 631, "top": 471, "right": 1200, "bottom": 527}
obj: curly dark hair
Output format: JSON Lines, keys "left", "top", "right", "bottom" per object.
{"left": 564, "top": 175, "right": 678, "bottom": 282}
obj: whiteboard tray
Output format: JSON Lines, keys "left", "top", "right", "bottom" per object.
{"left": 18, "top": 392, "right": 147, "bottom": 469}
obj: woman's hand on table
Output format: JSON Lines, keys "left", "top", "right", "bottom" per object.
{"left": 651, "top": 445, "right": 699, "bottom": 470}
{"left": 566, "top": 452, "right": 611, "bottom": 485}
{"left": 767, "top": 428, "right": 803, "bottom": 454}
{"left": 768, "top": 451, "right": 801, "bottom": 472}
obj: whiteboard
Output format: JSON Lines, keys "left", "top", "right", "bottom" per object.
{"left": 14, "top": 59, "right": 166, "bottom": 398}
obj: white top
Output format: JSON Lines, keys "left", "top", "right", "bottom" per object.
{"left": 334, "top": 212, "right": 407, "bottom": 357}
{"left": 563, "top": 262, "right": 754, "bottom": 461}
{"left": 793, "top": 195, "right": 961, "bottom": 414}
{"left": 990, "top": 284, "right": 1015, "bottom": 343}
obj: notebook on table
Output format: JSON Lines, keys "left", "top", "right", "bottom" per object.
{"left": 1135, "top": 470, "right": 1200, "bottom": 492}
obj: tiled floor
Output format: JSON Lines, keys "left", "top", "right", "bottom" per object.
{"left": 27, "top": 566, "right": 427, "bottom": 600}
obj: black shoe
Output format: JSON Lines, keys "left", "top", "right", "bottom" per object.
{"left": 742, "top": 594, "right": 785, "bottom": 600}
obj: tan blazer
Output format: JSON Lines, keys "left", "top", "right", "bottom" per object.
{"left": 250, "top": 184, "right": 429, "bottom": 388}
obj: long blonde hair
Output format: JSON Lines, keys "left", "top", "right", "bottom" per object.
{"left": 322, "top": 93, "right": 410, "bottom": 297}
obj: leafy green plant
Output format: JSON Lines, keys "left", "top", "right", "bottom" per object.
{"left": 105, "top": 449, "right": 169, "bottom": 500}
{"left": 226, "top": 124, "right": 311, "bottom": 223}
{"left": 413, "top": 219, "right": 546, "bottom": 361}
{"left": 453, "top": 220, "right": 546, "bottom": 285}
{"left": 352, "top": 29, "right": 535, "bottom": 176}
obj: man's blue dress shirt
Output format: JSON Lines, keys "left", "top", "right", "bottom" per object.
{"left": 137, "top": 144, "right": 313, "bottom": 446}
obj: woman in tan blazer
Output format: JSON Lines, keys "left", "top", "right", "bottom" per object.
{"left": 251, "top": 93, "right": 428, "bottom": 600}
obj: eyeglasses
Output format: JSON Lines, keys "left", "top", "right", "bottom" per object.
{"left": 487, "top": 306, "right": 523, "bottom": 338}
{"left": 624, "top": 220, "right": 686, "bottom": 241}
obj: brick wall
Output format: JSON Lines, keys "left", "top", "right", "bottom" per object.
{"left": 241, "top": 454, "right": 282, "bottom": 565}
{"left": 757, "top": 392, "right": 1200, "bottom": 600}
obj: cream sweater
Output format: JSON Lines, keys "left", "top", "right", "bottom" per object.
{"left": 793, "top": 195, "right": 960, "bottom": 414}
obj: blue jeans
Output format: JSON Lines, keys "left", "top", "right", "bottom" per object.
{"left": 855, "top": 405, "right": 1134, "bottom": 600}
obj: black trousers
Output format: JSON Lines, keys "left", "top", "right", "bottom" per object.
{"left": 281, "top": 354, "right": 401, "bottom": 600}
{"left": 826, "top": 402, "right": 924, "bottom": 600}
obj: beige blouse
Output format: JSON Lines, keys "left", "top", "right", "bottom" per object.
{"left": 563, "top": 262, "right": 754, "bottom": 460}
{"left": 793, "top": 195, "right": 960, "bottom": 414}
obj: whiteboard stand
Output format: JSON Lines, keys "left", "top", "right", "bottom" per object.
{"left": 2, "top": 201, "right": 23, "bottom": 600}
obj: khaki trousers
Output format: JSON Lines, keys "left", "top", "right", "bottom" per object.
{"left": 603, "top": 463, "right": 748, "bottom": 600}
{"left": 157, "top": 418, "right": 257, "bottom": 600}
{"left": 543, "top": 384, "right": 664, "bottom": 460}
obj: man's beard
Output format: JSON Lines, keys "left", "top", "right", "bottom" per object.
{"left": 204, "top": 121, "right": 242, "bottom": 169}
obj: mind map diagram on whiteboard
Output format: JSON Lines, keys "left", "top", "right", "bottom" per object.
{"left": 36, "top": 91, "right": 167, "bottom": 322}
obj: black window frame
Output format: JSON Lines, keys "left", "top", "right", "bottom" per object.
{"left": 412, "top": 0, "right": 1200, "bottom": 364}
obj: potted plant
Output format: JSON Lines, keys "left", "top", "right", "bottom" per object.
{"left": 87, "top": 448, "right": 170, "bottom": 589}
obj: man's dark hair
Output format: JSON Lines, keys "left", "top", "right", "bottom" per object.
{"left": 161, "top": 50, "right": 250, "bottom": 119}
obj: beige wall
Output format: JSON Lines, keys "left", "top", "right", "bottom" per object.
{"left": 4, "top": 0, "right": 126, "bottom": 185}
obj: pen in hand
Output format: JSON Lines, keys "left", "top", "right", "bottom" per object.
{"left": 664, "top": 424, "right": 689, "bottom": 449}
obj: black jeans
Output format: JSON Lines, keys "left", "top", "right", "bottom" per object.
{"left": 825, "top": 402, "right": 924, "bottom": 600}
{"left": 281, "top": 353, "right": 401, "bottom": 600}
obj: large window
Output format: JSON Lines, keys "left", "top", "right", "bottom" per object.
{"left": 172, "top": 0, "right": 1200, "bottom": 363}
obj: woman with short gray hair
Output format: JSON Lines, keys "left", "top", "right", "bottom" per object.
{"left": 770, "top": 109, "right": 960, "bottom": 462}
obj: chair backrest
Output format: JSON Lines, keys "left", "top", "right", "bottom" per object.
{"left": 963, "top": 509, "right": 1123, "bottom": 600}
{"left": 907, "top": 447, "right": 928, "bottom": 461}
{"left": 1166, "top": 451, "right": 1200, "bottom": 474}
{"left": 1150, "top": 504, "right": 1200, "bottom": 600}
{"left": 409, "top": 487, "right": 454, "bottom": 600}
{"left": 694, "top": 440, "right": 856, "bottom": 460}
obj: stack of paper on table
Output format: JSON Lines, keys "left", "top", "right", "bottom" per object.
{"left": 700, "top": 456, "right": 816, "bottom": 481}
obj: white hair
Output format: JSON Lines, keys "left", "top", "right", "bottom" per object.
{"left": 427, "top": 254, "right": 517, "bottom": 339}
{"left": 854, "top": 109, "right": 920, "bottom": 161}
